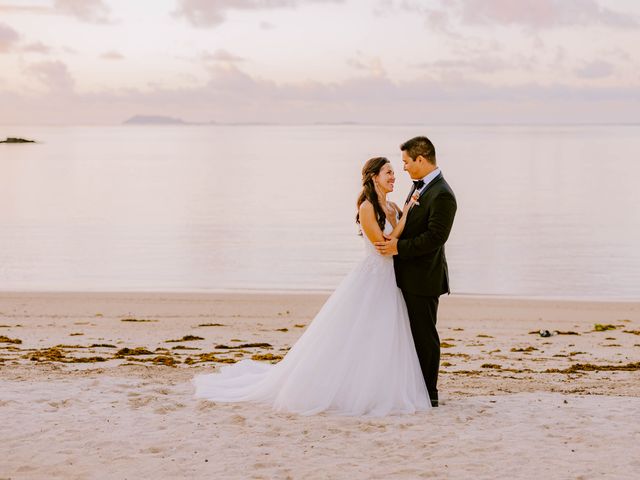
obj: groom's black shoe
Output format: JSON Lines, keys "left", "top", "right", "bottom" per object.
{"left": 430, "top": 398, "right": 439, "bottom": 408}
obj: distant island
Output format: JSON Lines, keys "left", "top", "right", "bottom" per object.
{"left": 123, "top": 115, "right": 190, "bottom": 125}
{"left": 0, "top": 137, "right": 36, "bottom": 143}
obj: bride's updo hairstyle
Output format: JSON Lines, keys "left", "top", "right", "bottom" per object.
{"left": 356, "top": 156, "right": 390, "bottom": 232}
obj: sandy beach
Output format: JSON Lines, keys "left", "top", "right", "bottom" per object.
{"left": 1, "top": 292, "right": 639, "bottom": 479}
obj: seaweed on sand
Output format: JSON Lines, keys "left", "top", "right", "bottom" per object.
{"left": 115, "top": 347, "right": 154, "bottom": 356}
{"left": 593, "top": 324, "right": 617, "bottom": 332}
{"left": 0, "top": 336, "right": 22, "bottom": 344}
{"left": 196, "top": 353, "right": 237, "bottom": 363}
{"left": 28, "top": 347, "right": 108, "bottom": 363}
{"left": 215, "top": 343, "right": 271, "bottom": 349}
{"left": 545, "top": 362, "right": 640, "bottom": 373}
{"left": 121, "top": 318, "right": 158, "bottom": 322}
{"left": 510, "top": 346, "right": 538, "bottom": 352}
{"left": 165, "top": 335, "right": 204, "bottom": 342}
{"left": 251, "top": 353, "right": 283, "bottom": 362}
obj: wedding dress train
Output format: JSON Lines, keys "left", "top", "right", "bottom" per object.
{"left": 193, "top": 220, "right": 430, "bottom": 416}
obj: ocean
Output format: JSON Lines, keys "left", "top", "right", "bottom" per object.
{"left": 1, "top": 124, "right": 638, "bottom": 298}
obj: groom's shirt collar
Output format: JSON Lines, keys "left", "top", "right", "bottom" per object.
{"left": 416, "top": 167, "right": 441, "bottom": 194}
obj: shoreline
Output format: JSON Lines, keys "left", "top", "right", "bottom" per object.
{"left": 1, "top": 288, "right": 638, "bottom": 301}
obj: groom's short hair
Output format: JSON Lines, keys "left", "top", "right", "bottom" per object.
{"left": 401, "top": 136, "right": 436, "bottom": 165}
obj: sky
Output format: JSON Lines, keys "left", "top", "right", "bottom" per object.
{"left": 0, "top": 0, "right": 639, "bottom": 125}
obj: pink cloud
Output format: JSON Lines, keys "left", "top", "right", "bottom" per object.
{"left": 0, "top": 0, "right": 112, "bottom": 23}
{"left": 202, "top": 49, "right": 245, "bottom": 63}
{"left": 21, "top": 41, "right": 52, "bottom": 54}
{"left": 3, "top": 62, "right": 640, "bottom": 125}
{"left": 100, "top": 50, "right": 124, "bottom": 60}
{"left": 457, "top": 0, "right": 637, "bottom": 29}
{"left": 173, "top": 0, "right": 344, "bottom": 28}
{"left": 54, "top": 0, "right": 111, "bottom": 23}
{"left": 574, "top": 60, "right": 614, "bottom": 79}
{"left": 0, "top": 22, "right": 20, "bottom": 52}
{"left": 26, "top": 60, "right": 75, "bottom": 92}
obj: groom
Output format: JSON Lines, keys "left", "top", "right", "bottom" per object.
{"left": 375, "top": 136, "right": 457, "bottom": 407}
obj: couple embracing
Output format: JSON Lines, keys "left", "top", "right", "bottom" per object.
{"left": 194, "top": 136, "right": 457, "bottom": 416}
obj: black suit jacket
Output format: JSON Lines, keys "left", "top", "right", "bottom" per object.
{"left": 393, "top": 173, "right": 457, "bottom": 297}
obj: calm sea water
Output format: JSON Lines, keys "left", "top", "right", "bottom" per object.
{"left": 1, "top": 124, "right": 639, "bottom": 299}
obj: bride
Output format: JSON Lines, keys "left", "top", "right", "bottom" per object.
{"left": 193, "top": 157, "right": 430, "bottom": 416}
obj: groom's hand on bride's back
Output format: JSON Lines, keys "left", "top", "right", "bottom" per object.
{"left": 375, "top": 237, "right": 398, "bottom": 256}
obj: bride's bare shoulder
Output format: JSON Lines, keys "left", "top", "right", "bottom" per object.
{"left": 359, "top": 200, "right": 374, "bottom": 213}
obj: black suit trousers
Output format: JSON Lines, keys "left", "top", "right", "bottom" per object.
{"left": 401, "top": 291, "right": 440, "bottom": 400}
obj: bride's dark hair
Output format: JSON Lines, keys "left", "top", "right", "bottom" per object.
{"left": 356, "top": 156, "right": 390, "bottom": 232}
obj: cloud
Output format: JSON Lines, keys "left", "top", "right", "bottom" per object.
{"left": 457, "top": 0, "right": 637, "bottom": 29}
{"left": 392, "top": 0, "right": 638, "bottom": 31}
{"left": 21, "top": 41, "right": 52, "bottom": 54}
{"left": 100, "top": 50, "right": 124, "bottom": 60}
{"left": 26, "top": 60, "right": 75, "bottom": 92}
{"left": 3, "top": 62, "right": 639, "bottom": 126}
{"left": 574, "top": 60, "right": 614, "bottom": 79}
{"left": 346, "top": 54, "right": 386, "bottom": 77}
{"left": 173, "top": 0, "right": 343, "bottom": 28}
{"left": 54, "top": 0, "right": 112, "bottom": 23}
{"left": 0, "top": 22, "right": 20, "bottom": 52}
{"left": 0, "top": 0, "right": 112, "bottom": 23}
{"left": 202, "top": 49, "right": 245, "bottom": 64}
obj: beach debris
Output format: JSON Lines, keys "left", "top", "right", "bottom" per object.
{"left": 545, "top": 362, "right": 640, "bottom": 373}
{"left": 215, "top": 342, "right": 271, "bottom": 349}
{"left": 69, "top": 332, "right": 84, "bottom": 336}
{"left": 196, "top": 352, "right": 237, "bottom": 363}
{"left": 115, "top": 347, "right": 153, "bottom": 356}
{"left": 165, "top": 335, "right": 204, "bottom": 342}
{"left": 276, "top": 328, "right": 289, "bottom": 332}
{"left": 593, "top": 324, "right": 617, "bottom": 332}
{"left": 121, "top": 318, "right": 158, "bottom": 322}
{"left": 277, "top": 310, "right": 291, "bottom": 316}
{"left": 28, "top": 347, "right": 108, "bottom": 363}
{"left": 481, "top": 363, "right": 502, "bottom": 369}
{"left": 95, "top": 313, "right": 103, "bottom": 317}
{"left": 557, "top": 331, "right": 580, "bottom": 335}
{"left": 171, "top": 345, "right": 200, "bottom": 350}
{"left": 198, "top": 323, "right": 225, "bottom": 327}
{"left": 477, "top": 334, "right": 494, "bottom": 338}
{"left": 441, "top": 362, "right": 452, "bottom": 367}
{"left": 440, "top": 342, "right": 455, "bottom": 348}
{"left": 510, "top": 346, "right": 538, "bottom": 352}
{"left": 623, "top": 330, "right": 640, "bottom": 335}
{"left": 452, "top": 328, "right": 464, "bottom": 331}
{"left": 90, "top": 343, "right": 116, "bottom": 348}
{"left": 294, "top": 324, "right": 306, "bottom": 328}
{"left": 251, "top": 353, "right": 283, "bottom": 362}
{"left": 150, "top": 355, "right": 179, "bottom": 367}
{"left": 0, "top": 335, "right": 22, "bottom": 344}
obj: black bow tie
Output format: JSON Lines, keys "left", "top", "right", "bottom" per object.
{"left": 413, "top": 180, "right": 425, "bottom": 190}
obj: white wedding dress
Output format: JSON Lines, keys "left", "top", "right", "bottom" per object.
{"left": 193, "top": 219, "right": 430, "bottom": 416}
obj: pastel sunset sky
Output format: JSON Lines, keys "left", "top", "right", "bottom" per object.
{"left": 1, "top": 0, "right": 639, "bottom": 125}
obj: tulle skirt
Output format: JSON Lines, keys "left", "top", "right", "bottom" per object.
{"left": 193, "top": 254, "right": 430, "bottom": 417}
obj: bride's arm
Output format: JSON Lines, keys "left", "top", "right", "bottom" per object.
{"left": 358, "top": 201, "right": 386, "bottom": 244}
{"left": 387, "top": 195, "right": 418, "bottom": 239}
